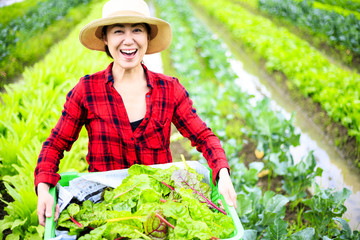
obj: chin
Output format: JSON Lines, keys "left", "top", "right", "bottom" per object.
{"left": 117, "top": 61, "right": 141, "bottom": 70}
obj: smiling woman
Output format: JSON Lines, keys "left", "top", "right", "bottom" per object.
{"left": 34, "top": 0, "right": 238, "bottom": 231}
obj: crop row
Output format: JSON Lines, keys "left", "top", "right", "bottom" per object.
{"left": 0, "top": 0, "right": 43, "bottom": 26}
{"left": 292, "top": 0, "right": 360, "bottom": 19}
{"left": 194, "top": 0, "right": 360, "bottom": 156}
{"left": 0, "top": 0, "right": 94, "bottom": 87}
{"left": 0, "top": 0, "right": 109, "bottom": 238}
{"left": 316, "top": 0, "right": 360, "bottom": 12}
{"left": 153, "top": 0, "right": 357, "bottom": 238}
{"left": 259, "top": 0, "right": 360, "bottom": 55}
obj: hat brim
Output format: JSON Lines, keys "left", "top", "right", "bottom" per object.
{"left": 79, "top": 16, "right": 172, "bottom": 54}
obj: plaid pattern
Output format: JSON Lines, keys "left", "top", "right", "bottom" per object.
{"left": 34, "top": 63, "right": 229, "bottom": 187}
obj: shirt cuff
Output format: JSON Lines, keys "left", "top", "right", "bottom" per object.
{"left": 34, "top": 172, "right": 61, "bottom": 194}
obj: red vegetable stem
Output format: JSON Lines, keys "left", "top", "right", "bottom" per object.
{"left": 70, "top": 216, "right": 83, "bottom": 228}
{"left": 155, "top": 213, "right": 175, "bottom": 229}
{"left": 186, "top": 183, "right": 227, "bottom": 215}
{"left": 161, "top": 181, "right": 175, "bottom": 191}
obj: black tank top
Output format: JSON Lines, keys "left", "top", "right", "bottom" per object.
{"left": 130, "top": 118, "right": 143, "bottom": 132}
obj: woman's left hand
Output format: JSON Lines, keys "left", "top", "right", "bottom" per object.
{"left": 217, "top": 168, "right": 237, "bottom": 209}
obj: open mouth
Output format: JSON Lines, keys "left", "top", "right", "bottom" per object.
{"left": 120, "top": 49, "right": 137, "bottom": 57}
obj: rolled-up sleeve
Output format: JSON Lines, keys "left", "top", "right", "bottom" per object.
{"left": 171, "top": 78, "right": 230, "bottom": 185}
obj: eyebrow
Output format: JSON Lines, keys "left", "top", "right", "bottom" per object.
{"left": 111, "top": 23, "right": 145, "bottom": 28}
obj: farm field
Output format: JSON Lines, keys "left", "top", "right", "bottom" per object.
{"left": 0, "top": 0, "right": 359, "bottom": 239}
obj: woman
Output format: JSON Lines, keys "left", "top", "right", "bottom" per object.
{"left": 35, "top": 0, "right": 237, "bottom": 227}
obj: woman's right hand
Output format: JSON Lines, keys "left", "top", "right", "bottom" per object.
{"left": 37, "top": 182, "right": 59, "bottom": 227}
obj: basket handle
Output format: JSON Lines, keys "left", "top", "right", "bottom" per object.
{"left": 44, "top": 186, "right": 57, "bottom": 240}
{"left": 220, "top": 195, "right": 244, "bottom": 240}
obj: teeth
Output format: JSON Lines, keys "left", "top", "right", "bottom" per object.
{"left": 121, "top": 49, "right": 136, "bottom": 54}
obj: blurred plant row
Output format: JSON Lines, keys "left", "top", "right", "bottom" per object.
{"left": 197, "top": 0, "right": 360, "bottom": 162}
{"left": 259, "top": 0, "right": 360, "bottom": 55}
{"left": 154, "top": 0, "right": 359, "bottom": 238}
{"left": 0, "top": 0, "right": 109, "bottom": 238}
{"left": 0, "top": 0, "right": 94, "bottom": 88}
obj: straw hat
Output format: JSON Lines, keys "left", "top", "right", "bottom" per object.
{"left": 79, "top": 0, "right": 172, "bottom": 54}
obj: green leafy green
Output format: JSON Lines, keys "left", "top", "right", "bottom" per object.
{"left": 57, "top": 164, "right": 235, "bottom": 239}
{"left": 302, "top": 184, "right": 352, "bottom": 238}
{"left": 289, "top": 228, "right": 315, "bottom": 240}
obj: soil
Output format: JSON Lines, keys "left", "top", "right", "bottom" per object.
{"left": 0, "top": 180, "right": 13, "bottom": 238}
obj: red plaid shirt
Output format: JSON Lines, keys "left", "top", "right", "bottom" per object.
{"left": 34, "top": 63, "right": 229, "bottom": 187}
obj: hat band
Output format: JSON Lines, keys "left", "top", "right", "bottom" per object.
{"left": 106, "top": 10, "right": 148, "bottom": 18}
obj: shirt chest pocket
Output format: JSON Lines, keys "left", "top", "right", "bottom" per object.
{"left": 141, "top": 118, "right": 171, "bottom": 149}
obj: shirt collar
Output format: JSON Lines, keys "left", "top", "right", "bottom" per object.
{"left": 104, "top": 62, "right": 154, "bottom": 89}
{"left": 104, "top": 62, "right": 114, "bottom": 84}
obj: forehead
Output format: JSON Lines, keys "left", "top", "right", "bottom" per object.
{"left": 107, "top": 23, "right": 147, "bottom": 29}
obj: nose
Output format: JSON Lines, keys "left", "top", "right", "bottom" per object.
{"left": 123, "top": 30, "right": 135, "bottom": 45}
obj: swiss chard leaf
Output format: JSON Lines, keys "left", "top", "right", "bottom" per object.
{"left": 171, "top": 169, "right": 222, "bottom": 213}
{"left": 144, "top": 210, "right": 168, "bottom": 240}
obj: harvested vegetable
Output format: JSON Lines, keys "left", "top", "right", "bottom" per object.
{"left": 57, "top": 164, "right": 235, "bottom": 239}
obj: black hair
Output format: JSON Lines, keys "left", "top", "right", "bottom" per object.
{"left": 102, "top": 23, "right": 151, "bottom": 59}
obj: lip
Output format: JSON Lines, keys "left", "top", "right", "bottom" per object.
{"left": 120, "top": 49, "right": 138, "bottom": 59}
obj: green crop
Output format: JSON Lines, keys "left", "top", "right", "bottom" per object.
{"left": 155, "top": 0, "right": 357, "bottom": 237}
{"left": 0, "top": 0, "right": 108, "bottom": 238}
{"left": 57, "top": 164, "right": 235, "bottom": 239}
{"left": 0, "top": 0, "right": 94, "bottom": 85}
{"left": 316, "top": 0, "right": 360, "bottom": 12}
{"left": 303, "top": 184, "right": 352, "bottom": 238}
{"left": 0, "top": 0, "right": 43, "bottom": 26}
{"left": 0, "top": 0, "right": 358, "bottom": 238}
{"left": 194, "top": 0, "right": 360, "bottom": 149}
{"left": 259, "top": 0, "right": 360, "bottom": 54}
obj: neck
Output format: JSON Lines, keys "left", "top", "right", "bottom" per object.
{"left": 112, "top": 63, "right": 145, "bottom": 84}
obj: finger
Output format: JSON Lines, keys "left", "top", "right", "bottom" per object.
{"left": 45, "top": 198, "right": 54, "bottom": 218}
{"left": 37, "top": 204, "right": 46, "bottom": 227}
{"left": 54, "top": 204, "right": 60, "bottom": 222}
{"left": 231, "top": 194, "right": 237, "bottom": 209}
{"left": 218, "top": 199, "right": 225, "bottom": 210}
{"left": 228, "top": 189, "right": 237, "bottom": 209}
{"left": 224, "top": 195, "right": 234, "bottom": 207}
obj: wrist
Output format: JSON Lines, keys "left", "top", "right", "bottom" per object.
{"left": 219, "top": 168, "right": 229, "bottom": 178}
{"left": 37, "top": 182, "right": 50, "bottom": 194}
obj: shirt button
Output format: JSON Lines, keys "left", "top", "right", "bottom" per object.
{"left": 131, "top": 137, "right": 134, "bottom": 141}
{"left": 146, "top": 95, "right": 150, "bottom": 98}
{"left": 145, "top": 118, "right": 148, "bottom": 120}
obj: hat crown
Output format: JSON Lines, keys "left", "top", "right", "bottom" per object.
{"left": 102, "top": 0, "right": 151, "bottom": 18}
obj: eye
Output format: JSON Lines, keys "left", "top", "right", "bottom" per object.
{"left": 133, "top": 28, "right": 143, "bottom": 33}
{"left": 114, "top": 29, "right": 124, "bottom": 34}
